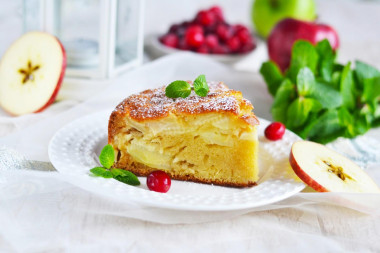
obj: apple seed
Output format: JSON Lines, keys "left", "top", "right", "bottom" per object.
{"left": 323, "top": 160, "right": 353, "bottom": 181}
{"left": 18, "top": 60, "right": 40, "bottom": 84}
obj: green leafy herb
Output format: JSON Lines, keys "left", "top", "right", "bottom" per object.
{"left": 90, "top": 145, "right": 140, "bottom": 186}
{"left": 355, "top": 60, "right": 380, "bottom": 89}
{"left": 260, "top": 39, "right": 380, "bottom": 144}
{"left": 287, "top": 40, "right": 319, "bottom": 83}
{"left": 99, "top": 144, "right": 115, "bottom": 169}
{"left": 296, "top": 67, "right": 315, "bottom": 96}
{"left": 193, "top": 74, "right": 209, "bottom": 97}
{"left": 90, "top": 167, "right": 113, "bottom": 178}
{"left": 260, "top": 61, "right": 283, "bottom": 96}
{"left": 271, "top": 79, "right": 296, "bottom": 123}
{"left": 340, "top": 62, "right": 356, "bottom": 110}
{"left": 310, "top": 81, "right": 342, "bottom": 109}
{"left": 286, "top": 97, "right": 321, "bottom": 129}
{"left": 165, "top": 80, "right": 191, "bottom": 98}
{"left": 316, "top": 40, "right": 335, "bottom": 83}
{"left": 111, "top": 169, "right": 140, "bottom": 186}
{"left": 165, "top": 75, "right": 210, "bottom": 98}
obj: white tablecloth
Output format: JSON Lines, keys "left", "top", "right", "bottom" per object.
{"left": 1, "top": 0, "right": 380, "bottom": 252}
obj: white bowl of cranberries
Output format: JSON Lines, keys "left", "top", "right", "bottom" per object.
{"left": 149, "top": 6, "right": 258, "bottom": 63}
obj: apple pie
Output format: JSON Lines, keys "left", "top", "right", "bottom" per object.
{"left": 108, "top": 82, "right": 259, "bottom": 187}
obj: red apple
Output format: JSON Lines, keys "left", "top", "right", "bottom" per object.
{"left": 0, "top": 32, "right": 66, "bottom": 116}
{"left": 268, "top": 18, "right": 339, "bottom": 72}
{"left": 289, "top": 141, "right": 380, "bottom": 193}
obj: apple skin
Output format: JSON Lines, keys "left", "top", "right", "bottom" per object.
{"left": 268, "top": 18, "right": 340, "bottom": 72}
{"left": 289, "top": 148, "right": 329, "bottom": 192}
{"left": 35, "top": 37, "right": 67, "bottom": 113}
{"left": 252, "top": 0, "right": 316, "bottom": 38}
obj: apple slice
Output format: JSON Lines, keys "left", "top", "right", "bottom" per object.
{"left": 290, "top": 140, "right": 380, "bottom": 193}
{"left": 0, "top": 31, "right": 66, "bottom": 116}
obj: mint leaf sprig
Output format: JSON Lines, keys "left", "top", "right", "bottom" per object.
{"left": 165, "top": 74, "right": 209, "bottom": 98}
{"left": 90, "top": 144, "right": 140, "bottom": 186}
{"left": 260, "top": 39, "right": 380, "bottom": 144}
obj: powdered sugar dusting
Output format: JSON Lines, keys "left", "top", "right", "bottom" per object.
{"left": 113, "top": 82, "right": 254, "bottom": 122}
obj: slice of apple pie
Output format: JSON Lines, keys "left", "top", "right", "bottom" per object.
{"left": 108, "top": 82, "right": 259, "bottom": 187}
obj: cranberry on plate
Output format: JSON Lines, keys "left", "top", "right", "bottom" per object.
{"left": 147, "top": 170, "right": 171, "bottom": 193}
{"left": 265, "top": 122, "right": 286, "bottom": 141}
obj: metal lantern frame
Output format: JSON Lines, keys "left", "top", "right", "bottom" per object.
{"left": 24, "top": 0, "right": 145, "bottom": 79}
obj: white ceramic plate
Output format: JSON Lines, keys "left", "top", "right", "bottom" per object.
{"left": 49, "top": 111, "right": 305, "bottom": 211}
{"left": 146, "top": 34, "right": 265, "bottom": 64}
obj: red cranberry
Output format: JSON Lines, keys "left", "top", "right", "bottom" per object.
{"left": 196, "top": 45, "right": 209, "bottom": 54}
{"left": 212, "top": 44, "right": 229, "bottom": 54}
{"left": 264, "top": 122, "right": 286, "bottom": 141}
{"left": 147, "top": 170, "right": 171, "bottom": 193}
{"left": 169, "top": 24, "right": 180, "bottom": 34}
{"left": 209, "top": 6, "right": 224, "bottom": 22}
{"left": 196, "top": 10, "right": 216, "bottom": 27}
{"left": 205, "top": 34, "right": 219, "bottom": 48}
{"left": 240, "top": 41, "right": 256, "bottom": 53}
{"left": 185, "top": 25, "right": 204, "bottom": 48}
{"left": 160, "top": 33, "right": 179, "bottom": 48}
{"left": 178, "top": 38, "right": 190, "bottom": 50}
{"left": 236, "top": 29, "right": 251, "bottom": 44}
{"left": 233, "top": 24, "right": 248, "bottom": 33}
{"left": 216, "top": 24, "right": 231, "bottom": 41}
{"left": 227, "top": 36, "right": 241, "bottom": 52}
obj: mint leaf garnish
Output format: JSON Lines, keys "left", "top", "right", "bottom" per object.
{"left": 90, "top": 167, "right": 113, "bottom": 178}
{"left": 111, "top": 169, "right": 140, "bottom": 186}
{"left": 165, "top": 80, "right": 191, "bottom": 98}
{"left": 99, "top": 144, "right": 115, "bottom": 169}
{"left": 90, "top": 145, "right": 140, "bottom": 186}
{"left": 165, "top": 75, "right": 210, "bottom": 99}
{"left": 193, "top": 74, "right": 209, "bottom": 97}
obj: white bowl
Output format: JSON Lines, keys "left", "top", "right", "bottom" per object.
{"left": 145, "top": 34, "right": 265, "bottom": 65}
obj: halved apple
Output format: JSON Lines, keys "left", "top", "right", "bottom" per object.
{"left": 0, "top": 31, "right": 66, "bottom": 116}
{"left": 290, "top": 140, "right": 380, "bottom": 193}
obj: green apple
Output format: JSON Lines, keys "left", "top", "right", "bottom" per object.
{"left": 252, "top": 0, "right": 316, "bottom": 38}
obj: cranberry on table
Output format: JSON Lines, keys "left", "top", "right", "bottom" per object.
{"left": 147, "top": 170, "right": 171, "bottom": 193}
{"left": 265, "top": 122, "right": 286, "bottom": 141}
{"left": 185, "top": 25, "right": 204, "bottom": 48}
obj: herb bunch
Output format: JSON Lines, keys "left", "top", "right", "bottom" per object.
{"left": 260, "top": 39, "right": 380, "bottom": 144}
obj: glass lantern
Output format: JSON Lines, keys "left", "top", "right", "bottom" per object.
{"left": 22, "top": 0, "right": 144, "bottom": 79}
